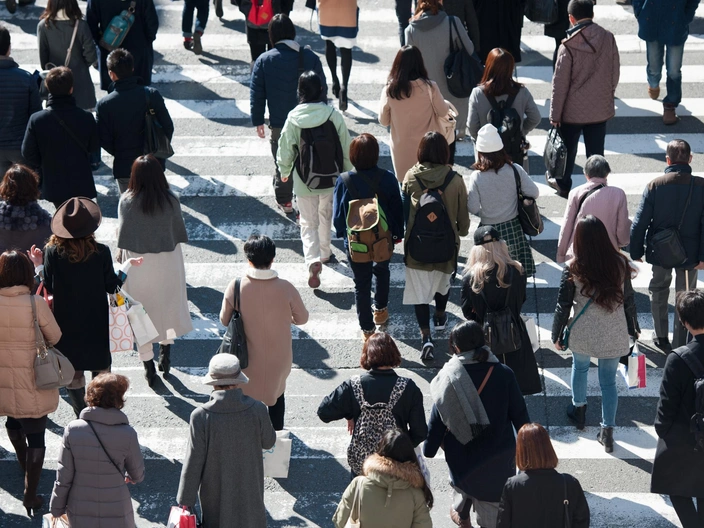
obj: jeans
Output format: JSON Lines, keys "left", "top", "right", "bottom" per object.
{"left": 649, "top": 266, "right": 697, "bottom": 347}
{"left": 670, "top": 495, "right": 704, "bottom": 528}
{"left": 182, "top": 0, "right": 209, "bottom": 37}
{"left": 646, "top": 40, "right": 684, "bottom": 107}
{"left": 395, "top": 0, "right": 413, "bottom": 45}
{"left": 270, "top": 126, "right": 293, "bottom": 204}
{"left": 558, "top": 121, "right": 606, "bottom": 192}
{"left": 297, "top": 192, "right": 333, "bottom": 265}
{"left": 268, "top": 393, "right": 285, "bottom": 431}
{"left": 348, "top": 252, "right": 390, "bottom": 332}
{"left": 571, "top": 353, "right": 619, "bottom": 428}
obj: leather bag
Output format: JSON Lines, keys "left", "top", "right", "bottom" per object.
{"left": 144, "top": 88, "right": 175, "bottom": 159}
{"left": 444, "top": 16, "right": 480, "bottom": 98}
{"left": 512, "top": 164, "right": 544, "bottom": 236}
{"left": 217, "top": 278, "right": 249, "bottom": 368}
{"left": 649, "top": 176, "right": 693, "bottom": 269}
{"left": 544, "top": 126, "right": 567, "bottom": 180}
{"left": 31, "top": 296, "right": 75, "bottom": 390}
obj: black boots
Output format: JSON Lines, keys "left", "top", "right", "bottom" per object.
{"left": 7, "top": 428, "right": 27, "bottom": 472}
{"left": 597, "top": 426, "right": 614, "bottom": 453}
{"left": 158, "top": 344, "right": 171, "bottom": 377}
{"left": 144, "top": 360, "right": 157, "bottom": 387}
{"left": 566, "top": 403, "right": 587, "bottom": 430}
{"left": 339, "top": 87, "right": 348, "bottom": 112}
{"left": 66, "top": 388, "right": 87, "bottom": 418}
{"left": 23, "top": 447, "right": 45, "bottom": 516}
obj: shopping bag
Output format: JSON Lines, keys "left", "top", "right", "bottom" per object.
{"left": 166, "top": 506, "right": 197, "bottom": 528}
{"left": 618, "top": 342, "right": 647, "bottom": 389}
{"left": 36, "top": 282, "right": 53, "bottom": 311}
{"left": 42, "top": 514, "right": 69, "bottom": 528}
{"left": 108, "top": 293, "right": 134, "bottom": 353}
{"left": 415, "top": 445, "right": 431, "bottom": 486}
{"left": 521, "top": 315, "right": 539, "bottom": 352}
{"left": 263, "top": 430, "right": 292, "bottom": 478}
{"left": 121, "top": 289, "right": 159, "bottom": 346}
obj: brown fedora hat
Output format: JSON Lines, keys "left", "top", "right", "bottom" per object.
{"left": 51, "top": 197, "right": 102, "bottom": 239}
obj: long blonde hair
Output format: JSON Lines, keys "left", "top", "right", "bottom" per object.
{"left": 466, "top": 240, "right": 523, "bottom": 293}
{"left": 47, "top": 234, "right": 99, "bottom": 264}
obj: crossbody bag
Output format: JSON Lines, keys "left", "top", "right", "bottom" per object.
{"left": 649, "top": 176, "right": 694, "bottom": 269}
{"left": 86, "top": 420, "right": 125, "bottom": 477}
{"left": 38, "top": 21, "right": 79, "bottom": 100}
{"left": 49, "top": 110, "right": 90, "bottom": 157}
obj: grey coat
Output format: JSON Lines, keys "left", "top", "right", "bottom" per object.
{"left": 177, "top": 388, "right": 276, "bottom": 528}
{"left": 37, "top": 18, "right": 98, "bottom": 110}
{"left": 468, "top": 86, "right": 542, "bottom": 141}
{"left": 50, "top": 407, "right": 145, "bottom": 528}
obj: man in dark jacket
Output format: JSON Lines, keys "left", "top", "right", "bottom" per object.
{"left": 630, "top": 139, "right": 704, "bottom": 351}
{"left": 21, "top": 67, "right": 99, "bottom": 208}
{"left": 96, "top": 49, "right": 173, "bottom": 193}
{"left": 0, "top": 26, "right": 42, "bottom": 175}
{"left": 651, "top": 290, "right": 704, "bottom": 528}
{"left": 250, "top": 14, "right": 326, "bottom": 214}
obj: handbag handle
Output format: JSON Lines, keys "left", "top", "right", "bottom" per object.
{"left": 29, "top": 295, "right": 49, "bottom": 359}
{"left": 65, "top": 20, "right": 79, "bottom": 67}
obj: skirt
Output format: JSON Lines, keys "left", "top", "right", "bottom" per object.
{"left": 403, "top": 268, "right": 452, "bottom": 305}
{"left": 491, "top": 217, "right": 535, "bottom": 277}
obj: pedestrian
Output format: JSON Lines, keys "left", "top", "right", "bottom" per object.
{"left": 424, "top": 321, "right": 530, "bottom": 528}
{"left": 0, "top": 25, "right": 42, "bottom": 175}
{"left": 651, "top": 290, "right": 704, "bottom": 528}
{"left": 0, "top": 165, "right": 52, "bottom": 254}
{"left": 37, "top": 0, "right": 98, "bottom": 111}
{"left": 496, "top": 423, "right": 590, "bottom": 528}
{"left": 49, "top": 374, "right": 145, "bottom": 528}
{"left": 405, "top": 0, "right": 474, "bottom": 141}
{"left": 548, "top": 0, "right": 619, "bottom": 198}
{"left": 461, "top": 226, "right": 542, "bottom": 395}
{"left": 239, "top": 0, "right": 294, "bottom": 65}
{"left": 544, "top": 0, "right": 571, "bottom": 67}
{"left": 219, "top": 234, "right": 308, "bottom": 430}
{"left": 552, "top": 216, "right": 639, "bottom": 451}
{"left": 332, "top": 134, "right": 404, "bottom": 339}
{"left": 176, "top": 354, "right": 276, "bottom": 528}
{"left": 472, "top": 0, "right": 523, "bottom": 64}
{"left": 96, "top": 49, "right": 174, "bottom": 194}
{"left": 556, "top": 155, "right": 630, "bottom": 264}
{"left": 277, "top": 71, "right": 352, "bottom": 289}
{"left": 403, "top": 131, "right": 469, "bottom": 360}
{"left": 630, "top": 139, "right": 704, "bottom": 351}
{"left": 117, "top": 155, "right": 193, "bottom": 387}
{"left": 182, "top": 0, "right": 209, "bottom": 54}
{"left": 250, "top": 14, "right": 327, "bottom": 215}
{"left": 317, "top": 0, "right": 357, "bottom": 111}
{"left": 442, "top": 0, "right": 479, "bottom": 51}
{"left": 467, "top": 124, "right": 539, "bottom": 277}
{"left": 87, "top": 0, "right": 159, "bottom": 90}
{"left": 0, "top": 250, "right": 61, "bottom": 517}
{"left": 317, "top": 333, "right": 427, "bottom": 476}
{"left": 332, "top": 430, "right": 433, "bottom": 528}
{"left": 632, "top": 0, "right": 701, "bottom": 125}
{"left": 21, "top": 67, "right": 99, "bottom": 208}
{"left": 379, "top": 45, "right": 451, "bottom": 183}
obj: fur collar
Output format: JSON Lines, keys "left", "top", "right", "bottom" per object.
{"left": 0, "top": 201, "right": 51, "bottom": 231}
{"left": 246, "top": 268, "right": 278, "bottom": 280}
{"left": 362, "top": 454, "right": 425, "bottom": 488}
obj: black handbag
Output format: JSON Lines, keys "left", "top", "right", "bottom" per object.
{"left": 444, "top": 16, "right": 482, "bottom": 98}
{"left": 512, "top": 164, "right": 544, "bottom": 236}
{"left": 525, "top": 0, "right": 558, "bottom": 24}
{"left": 544, "top": 126, "right": 567, "bottom": 180}
{"left": 144, "top": 88, "right": 174, "bottom": 159}
{"left": 649, "top": 176, "right": 693, "bottom": 269}
{"left": 217, "top": 278, "right": 249, "bottom": 368}
{"left": 479, "top": 267, "right": 522, "bottom": 355}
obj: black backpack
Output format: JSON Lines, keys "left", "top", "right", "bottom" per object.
{"left": 674, "top": 345, "right": 704, "bottom": 452}
{"left": 479, "top": 267, "right": 522, "bottom": 355}
{"left": 486, "top": 91, "right": 523, "bottom": 163}
{"left": 294, "top": 109, "right": 344, "bottom": 190}
{"left": 407, "top": 171, "right": 457, "bottom": 264}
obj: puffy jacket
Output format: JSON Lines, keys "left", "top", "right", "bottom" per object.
{"left": 630, "top": 166, "right": 704, "bottom": 268}
{"left": 633, "top": 0, "right": 700, "bottom": 46}
{"left": 250, "top": 42, "right": 327, "bottom": 128}
{"left": 0, "top": 58, "right": 42, "bottom": 149}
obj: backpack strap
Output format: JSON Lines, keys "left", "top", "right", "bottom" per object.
{"left": 505, "top": 92, "right": 518, "bottom": 109}
{"left": 339, "top": 171, "right": 360, "bottom": 200}
{"left": 350, "top": 376, "right": 369, "bottom": 407}
{"left": 576, "top": 183, "right": 605, "bottom": 215}
{"left": 298, "top": 47, "right": 305, "bottom": 76}
{"left": 485, "top": 92, "right": 501, "bottom": 112}
{"left": 387, "top": 377, "right": 409, "bottom": 408}
{"left": 437, "top": 170, "right": 456, "bottom": 193}
{"left": 674, "top": 345, "right": 704, "bottom": 379}
{"left": 356, "top": 170, "right": 385, "bottom": 202}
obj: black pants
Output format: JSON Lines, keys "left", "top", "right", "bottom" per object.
{"left": 247, "top": 26, "right": 271, "bottom": 62}
{"left": 268, "top": 393, "right": 285, "bottom": 431}
{"left": 6, "top": 416, "right": 47, "bottom": 448}
{"left": 349, "top": 253, "right": 390, "bottom": 332}
{"left": 557, "top": 121, "right": 606, "bottom": 192}
{"left": 414, "top": 291, "right": 450, "bottom": 331}
{"left": 671, "top": 496, "right": 704, "bottom": 528}
{"left": 395, "top": 0, "right": 413, "bottom": 45}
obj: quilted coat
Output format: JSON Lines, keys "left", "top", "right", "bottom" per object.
{"left": 0, "top": 58, "right": 42, "bottom": 149}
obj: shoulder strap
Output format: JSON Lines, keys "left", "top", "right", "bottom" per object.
{"left": 387, "top": 376, "right": 409, "bottom": 407}
{"left": 477, "top": 365, "right": 494, "bottom": 395}
{"left": 503, "top": 266, "right": 513, "bottom": 308}
{"left": 350, "top": 376, "right": 368, "bottom": 407}
{"left": 675, "top": 346, "right": 704, "bottom": 379}
{"left": 563, "top": 474, "right": 571, "bottom": 528}
{"left": 678, "top": 176, "right": 695, "bottom": 230}
{"left": 576, "top": 184, "right": 605, "bottom": 214}
{"left": 436, "top": 170, "right": 456, "bottom": 193}
{"left": 85, "top": 420, "right": 124, "bottom": 477}
{"left": 511, "top": 163, "right": 523, "bottom": 198}
{"left": 356, "top": 171, "right": 384, "bottom": 201}
{"left": 448, "top": 16, "right": 466, "bottom": 53}
{"left": 48, "top": 111, "right": 89, "bottom": 156}
{"left": 505, "top": 91, "right": 518, "bottom": 109}
{"left": 567, "top": 298, "right": 592, "bottom": 332}
{"left": 235, "top": 277, "right": 242, "bottom": 311}
{"left": 144, "top": 87, "right": 154, "bottom": 115}
{"left": 486, "top": 93, "right": 501, "bottom": 112}
{"left": 339, "top": 171, "right": 360, "bottom": 200}
{"left": 298, "top": 47, "right": 305, "bottom": 75}
{"left": 29, "top": 295, "right": 48, "bottom": 354}
{"left": 65, "top": 20, "right": 79, "bottom": 67}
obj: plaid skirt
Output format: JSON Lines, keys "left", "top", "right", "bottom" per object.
{"left": 492, "top": 217, "right": 535, "bottom": 277}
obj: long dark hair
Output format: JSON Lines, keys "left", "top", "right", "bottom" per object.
{"left": 449, "top": 321, "right": 488, "bottom": 361}
{"left": 480, "top": 48, "right": 521, "bottom": 98}
{"left": 40, "top": 0, "right": 83, "bottom": 25}
{"left": 387, "top": 46, "right": 431, "bottom": 100}
{"left": 298, "top": 71, "right": 325, "bottom": 104}
{"left": 570, "top": 215, "right": 634, "bottom": 311}
{"left": 127, "top": 155, "right": 174, "bottom": 215}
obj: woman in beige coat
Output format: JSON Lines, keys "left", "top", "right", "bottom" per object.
{"left": 0, "top": 249, "right": 62, "bottom": 516}
{"left": 219, "top": 235, "right": 309, "bottom": 430}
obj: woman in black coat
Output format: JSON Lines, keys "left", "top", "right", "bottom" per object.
{"left": 461, "top": 226, "right": 542, "bottom": 395}
{"left": 472, "top": 0, "right": 524, "bottom": 63}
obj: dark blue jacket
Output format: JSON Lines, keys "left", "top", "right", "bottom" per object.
{"left": 632, "top": 0, "right": 700, "bottom": 46}
{"left": 630, "top": 166, "right": 704, "bottom": 268}
{"left": 0, "top": 59, "right": 42, "bottom": 149}
{"left": 333, "top": 167, "right": 405, "bottom": 249}
{"left": 250, "top": 43, "right": 327, "bottom": 128}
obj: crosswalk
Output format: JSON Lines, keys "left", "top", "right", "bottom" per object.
{"left": 1, "top": 0, "right": 703, "bottom": 526}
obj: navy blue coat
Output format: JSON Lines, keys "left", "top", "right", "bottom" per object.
{"left": 630, "top": 166, "right": 704, "bottom": 268}
{"left": 0, "top": 59, "right": 42, "bottom": 150}
{"left": 250, "top": 43, "right": 327, "bottom": 128}
{"left": 632, "top": 0, "right": 700, "bottom": 46}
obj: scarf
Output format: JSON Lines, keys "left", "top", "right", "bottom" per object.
{"left": 0, "top": 201, "right": 52, "bottom": 232}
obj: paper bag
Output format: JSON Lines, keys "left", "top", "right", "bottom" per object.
{"left": 619, "top": 342, "right": 647, "bottom": 389}
{"left": 263, "top": 430, "right": 292, "bottom": 478}
{"left": 121, "top": 289, "right": 159, "bottom": 346}
{"left": 109, "top": 295, "right": 134, "bottom": 353}
{"left": 521, "top": 315, "right": 539, "bottom": 352}
{"left": 167, "top": 506, "right": 196, "bottom": 528}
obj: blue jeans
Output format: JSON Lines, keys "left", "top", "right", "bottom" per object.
{"left": 182, "top": 0, "right": 209, "bottom": 37}
{"left": 646, "top": 40, "right": 684, "bottom": 107}
{"left": 348, "top": 251, "right": 390, "bottom": 332}
{"left": 571, "top": 353, "right": 620, "bottom": 428}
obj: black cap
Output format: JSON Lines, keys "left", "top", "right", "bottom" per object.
{"left": 473, "top": 226, "right": 501, "bottom": 246}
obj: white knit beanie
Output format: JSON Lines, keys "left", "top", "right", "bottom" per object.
{"left": 475, "top": 124, "right": 505, "bottom": 154}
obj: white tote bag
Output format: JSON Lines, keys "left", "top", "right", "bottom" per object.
{"left": 521, "top": 315, "right": 540, "bottom": 352}
{"left": 120, "top": 289, "right": 159, "bottom": 346}
{"left": 263, "top": 430, "right": 292, "bottom": 478}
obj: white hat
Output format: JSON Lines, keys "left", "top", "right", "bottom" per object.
{"left": 475, "top": 124, "right": 505, "bottom": 154}
{"left": 203, "top": 354, "right": 249, "bottom": 386}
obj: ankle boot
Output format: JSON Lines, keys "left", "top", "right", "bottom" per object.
{"left": 144, "top": 360, "right": 157, "bottom": 387}
{"left": 66, "top": 388, "right": 87, "bottom": 418}
{"left": 23, "top": 447, "right": 45, "bottom": 516}
{"left": 597, "top": 426, "right": 614, "bottom": 453}
{"left": 566, "top": 403, "right": 587, "bottom": 430}
{"left": 6, "top": 428, "right": 27, "bottom": 472}
{"left": 339, "top": 87, "right": 348, "bottom": 112}
{"left": 158, "top": 344, "right": 171, "bottom": 377}
{"left": 332, "top": 79, "right": 340, "bottom": 99}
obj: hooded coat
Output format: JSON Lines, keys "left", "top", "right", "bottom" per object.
{"left": 472, "top": 0, "right": 525, "bottom": 63}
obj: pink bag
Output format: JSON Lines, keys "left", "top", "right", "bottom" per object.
{"left": 36, "top": 282, "right": 53, "bottom": 311}
{"left": 167, "top": 506, "right": 197, "bottom": 528}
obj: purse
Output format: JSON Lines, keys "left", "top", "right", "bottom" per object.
{"left": 512, "top": 163, "right": 544, "bottom": 236}
{"left": 544, "top": 126, "right": 567, "bottom": 180}
{"left": 218, "top": 278, "right": 249, "bottom": 368}
{"left": 444, "top": 16, "right": 481, "bottom": 98}
{"left": 649, "top": 176, "right": 693, "bottom": 269}
{"left": 31, "top": 295, "right": 75, "bottom": 390}
{"left": 344, "top": 479, "right": 362, "bottom": 528}
{"left": 36, "top": 20, "right": 79, "bottom": 100}
{"left": 427, "top": 85, "right": 457, "bottom": 146}
{"left": 144, "top": 88, "right": 175, "bottom": 159}
{"left": 559, "top": 298, "right": 592, "bottom": 350}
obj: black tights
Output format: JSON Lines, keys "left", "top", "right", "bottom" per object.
{"left": 324, "top": 40, "right": 352, "bottom": 89}
{"left": 670, "top": 495, "right": 704, "bottom": 528}
{"left": 6, "top": 417, "right": 46, "bottom": 448}
{"left": 414, "top": 291, "right": 450, "bottom": 332}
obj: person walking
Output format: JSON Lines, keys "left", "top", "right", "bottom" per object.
{"left": 496, "top": 423, "right": 590, "bottom": 528}
{"left": 630, "top": 139, "right": 704, "bottom": 352}
{"left": 182, "top": 0, "right": 209, "bottom": 54}
{"left": 117, "top": 155, "right": 192, "bottom": 387}
{"left": 651, "top": 290, "right": 704, "bottom": 528}
{"left": 332, "top": 134, "right": 403, "bottom": 339}
{"left": 544, "top": 0, "right": 571, "bottom": 67}
{"left": 238, "top": 0, "right": 294, "bottom": 64}
{"left": 548, "top": 0, "right": 619, "bottom": 198}
{"left": 49, "top": 374, "right": 145, "bottom": 527}
{"left": 379, "top": 45, "right": 451, "bottom": 183}
{"left": 219, "top": 235, "right": 308, "bottom": 430}
{"left": 556, "top": 155, "right": 630, "bottom": 264}
{"left": 552, "top": 216, "right": 639, "bottom": 451}
{"left": 461, "top": 226, "right": 542, "bottom": 396}
{"left": 333, "top": 430, "right": 433, "bottom": 528}
{"left": 472, "top": 0, "right": 523, "bottom": 64}
{"left": 250, "top": 14, "right": 327, "bottom": 215}
{"left": 0, "top": 250, "right": 61, "bottom": 517}
{"left": 425, "top": 321, "right": 530, "bottom": 528}
{"left": 467, "top": 124, "right": 539, "bottom": 277}
{"left": 403, "top": 132, "right": 470, "bottom": 360}
{"left": 277, "top": 71, "right": 352, "bottom": 289}
{"left": 317, "top": 0, "right": 357, "bottom": 111}
{"left": 37, "top": 0, "right": 98, "bottom": 111}
{"left": 21, "top": 67, "right": 99, "bottom": 208}
{"left": 177, "top": 354, "right": 276, "bottom": 528}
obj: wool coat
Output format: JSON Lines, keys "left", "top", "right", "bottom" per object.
{"left": 0, "top": 286, "right": 61, "bottom": 419}
{"left": 0, "top": 201, "right": 52, "bottom": 253}
{"left": 632, "top": 0, "right": 700, "bottom": 46}
{"left": 333, "top": 454, "right": 432, "bottom": 528}
{"left": 379, "top": 80, "right": 450, "bottom": 183}
{"left": 0, "top": 58, "right": 42, "bottom": 150}
{"left": 50, "top": 407, "right": 145, "bottom": 528}
{"left": 220, "top": 269, "right": 309, "bottom": 407}
{"left": 21, "top": 94, "right": 99, "bottom": 204}
{"left": 467, "top": 86, "right": 541, "bottom": 142}
{"left": 472, "top": 0, "right": 525, "bottom": 62}
{"left": 651, "top": 335, "right": 704, "bottom": 496}
{"left": 177, "top": 388, "right": 276, "bottom": 528}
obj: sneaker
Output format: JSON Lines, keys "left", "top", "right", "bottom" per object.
{"left": 663, "top": 105, "right": 679, "bottom": 125}
{"left": 421, "top": 335, "right": 434, "bottom": 361}
{"left": 373, "top": 307, "right": 389, "bottom": 326}
{"left": 6, "top": 0, "right": 17, "bottom": 13}
{"left": 214, "top": 0, "right": 223, "bottom": 17}
{"left": 648, "top": 86, "right": 660, "bottom": 100}
{"left": 183, "top": 38, "right": 193, "bottom": 51}
{"left": 321, "top": 254, "right": 338, "bottom": 265}
{"left": 193, "top": 31, "right": 203, "bottom": 55}
{"left": 433, "top": 311, "right": 448, "bottom": 330}
{"left": 362, "top": 329, "right": 375, "bottom": 343}
{"left": 308, "top": 261, "right": 322, "bottom": 289}
{"left": 277, "top": 202, "right": 294, "bottom": 214}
